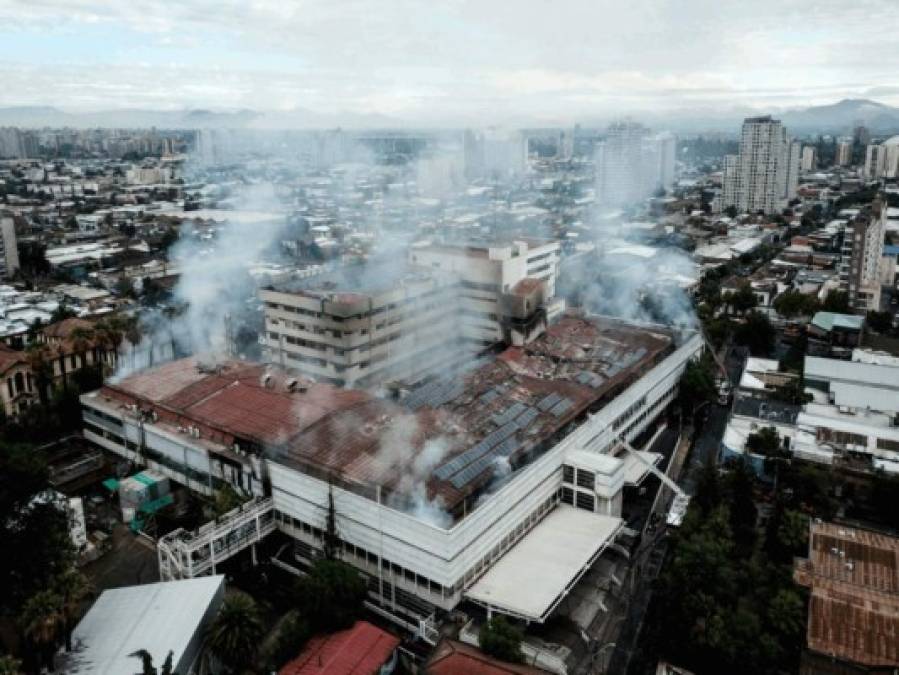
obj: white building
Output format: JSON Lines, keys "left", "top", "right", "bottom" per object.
{"left": 837, "top": 140, "right": 853, "bottom": 166}
{"left": 801, "top": 145, "right": 818, "bottom": 172}
{"left": 81, "top": 319, "right": 703, "bottom": 629}
{"left": 864, "top": 136, "right": 899, "bottom": 179}
{"left": 261, "top": 239, "right": 562, "bottom": 387}
{"left": 722, "top": 351, "right": 899, "bottom": 473}
{"left": 839, "top": 200, "right": 886, "bottom": 312}
{"left": 722, "top": 116, "right": 800, "bottom": 214}
{"left": 59, "top": 577, "right": 225, "bottom": 674}
{"left": 594, "top": 123, "right": 675, "bottom": 208}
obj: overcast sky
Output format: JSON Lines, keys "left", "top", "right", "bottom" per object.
{"left": 1, "top": 0, "right": 898, "bottom": 123}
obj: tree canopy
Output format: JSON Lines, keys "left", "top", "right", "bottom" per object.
{"left": 479, "top": 616, "right": 525, "bottom": 664}
{"left": 734, "top": 311, "right": 775, "bottom": 356}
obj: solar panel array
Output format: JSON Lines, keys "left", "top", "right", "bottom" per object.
{"left": 404, "top": 378, "right": 465, "bottom": 410}
{"left": 491, "top": 401, "right": 527, "bottom": 427}
{"left": 515, "top": 406, "right": 539, "bottom": 430}
{"left": 550, "top": 397, "right": 574, "bottom": 417}
{"left": 432, "top": 420, "right": 519, "bottom": 481}
{"left": 537, "top": 392, "right": 562, "bottom": 411}
{"left": 449, "top": 436, "right": 523, "bottom": 489}
{"left": 576, "top": 370, "right": 606, "bottom": 388}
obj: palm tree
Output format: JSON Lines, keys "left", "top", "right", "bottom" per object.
{"left": 25, "top": 343, "right": 52, "bottom": 406}
{"left": 204, "top": 593, "right": 264, "bottom": 673}
{"left": 19, "top": 589, "right": 64, "bottom": 672}
{"left": 68, "top": 326, "right": 95, "bottom": 376}
{"left": 129, "top": 649, "right": 177, "bottom": 675}
{"left": 53, "top": 570, "right": 93, "bottom": 652}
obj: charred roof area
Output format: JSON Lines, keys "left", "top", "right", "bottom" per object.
{"left": 96, "top": 313, "right": 673, "bottom": 523}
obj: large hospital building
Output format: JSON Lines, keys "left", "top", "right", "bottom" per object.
{"left": 81, "top": 311, "right": 702, "bottom": 633}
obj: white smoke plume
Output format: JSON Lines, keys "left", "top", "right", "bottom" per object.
{"left": 111, "top": 182, "right": 289, "bottom": 380}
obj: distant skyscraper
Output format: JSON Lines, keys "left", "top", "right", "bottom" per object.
{"left": 722, "top": 116, "right": 798, "bottom": 214}
{"left": 836, "top": 140, "right": 853, "bottom": 166}
{"left": 864, "top": 136, "right": 899, "bottom": 179}
{"left": 594, "top": 122, "right": 676, "bottom": 208}
{"left": 801, "top": 145, "right": 818, "bottom": 171}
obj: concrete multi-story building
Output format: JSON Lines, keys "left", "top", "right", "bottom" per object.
{"left": 261, "top": 240, "right": 562, "bottom": 388}
{"left": 839, "top": 200, "right": 886, "bottom": 312}
{"left": 594, "top": 123, "right": 675, "bottom": 208}
{"left": 0, "top": 216, "right": 20, "bottom": 279}
{"left": 81, "top": 315, "right": 702, "bottom": 633}
{"left": 864, "top": 136, "right": 899, "bottom": 179}
{"left": 836, "top": 140, "right": 853, "bottom": 166}
{"left": 800, "top": 145, "right": 818, "bottom": 172}
{"left": 261, "top": 269, "right": 464, "bottom": 389}
{"left": 722, "top": 116, "right": 799, "bottom": 214}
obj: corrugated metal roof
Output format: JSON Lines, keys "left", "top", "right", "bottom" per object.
{"left": 279, "top": 620, "right": 400, "bottom": 675}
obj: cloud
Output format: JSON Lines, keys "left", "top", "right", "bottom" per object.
{"left": 1, "top": 0, "right": 898, "bottom": 120}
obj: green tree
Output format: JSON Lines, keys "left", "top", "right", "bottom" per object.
{"left": 19, "top": 590, "right": 64, "bottom": 673}
{"left": 678, "top": 357, "right": 717, "bottom": 418}
{"left": 205, "top": 592, "right": 264, "bottom": 673}
{"left": 866, "top": 310, "right": 895, "bottom": 334}
{"left": 821, "top": 290, "right": 850, "bottom": 314}
{"left": 261, "top": 610, "right": 310, "bottom": 672}
{"left": 745, "top": 427, "right": 781, "bottom": 456}
{"left": 49, "top": 304, "right": 77, "bottom": 323}
{"left": 114, "top": 276, "right": 136, "bottom": 299}
{"left": 0, "top": 654, "right": 23, "bottom": 675}
{"left": 734, "top": 311, "right": 775, "bottom": 356}
{"left": 54, "top": 569, "right": 93, "bottom": 652}
{"left": 1, "top": 445, "right": 76, "bottom": 613}
{"left": 209, "top": 484, "right": 247, "bottom": 519}
{"left": 724, "top": 284, "right": 757, "bottom": 315}
{"left": 294, "top": 560, "right": 367, "bottom": 633}
{"left": 773, "top": 290, "right": 819, "bottom": 319}
{"left": 479, "top": 616, "right": 524, "bottom": 664}
{"left": 725, "top": 460, "right": 758, "bottom": 556}
{"left": 767, "top": 589, "right": 806, "bottom": 644}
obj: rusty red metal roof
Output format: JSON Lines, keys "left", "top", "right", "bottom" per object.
{"left": 278, "top": 621, "right": 400, "bottom": 675}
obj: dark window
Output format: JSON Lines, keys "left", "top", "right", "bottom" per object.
{"left": 575, "top": 492, "right": 595, "bottom": 512}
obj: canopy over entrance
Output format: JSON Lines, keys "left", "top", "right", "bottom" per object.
{"left": 465, "top": 506, "right": 623, "bottom": 622}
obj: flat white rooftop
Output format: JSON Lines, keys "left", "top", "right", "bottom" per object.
{"left": 465, "top": 506, "right": 622, "bottom": 622}
{"left": 60, "top": 576, "right": 224, "bottom": 675}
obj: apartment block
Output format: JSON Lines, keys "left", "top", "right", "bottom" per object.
{"left": 839, "top": 200, "right": 886, "bottom": 312}
{"left": 722, "top": 116, "right": 799, "bottom": 214}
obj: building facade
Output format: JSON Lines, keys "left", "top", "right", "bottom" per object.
{"left": 839, "top": 200, "right": 886, "bottom": 312}
{"left": 722, "top": 116, "right": 799, "bottom": 214}
{"left": 261, "top": 240, "right": 562, "bottom": 388}
{"left": 81, "top": 323, "right": 703, "bottom": 629}
{"left": 864, "top": 136, "right": 899, "bottom": 179}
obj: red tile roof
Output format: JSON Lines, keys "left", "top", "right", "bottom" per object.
{"left": 426, "top": 640, "right": 547, "bottom": 675}
{"left": 0, "top": 344, "right": 26, "bottom": 375}
{"left": 279, "top": 621, "right": 400, "bottom": 675}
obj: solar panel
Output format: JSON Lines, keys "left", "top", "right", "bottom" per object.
{"left": 550, "top": 398, "right": 573, "bottom": 417}
{"left": 537, "top": 392, "right": 561, "bottom": 411}
{"left": 479, "top": 389, "right": 499, "bottom": 404}
{"left": 515, "top": 407, "right": 539, "bottom": 430}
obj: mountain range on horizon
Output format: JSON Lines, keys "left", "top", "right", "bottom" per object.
{"left": 1, "top": 98, "right": 898, "bottom": 135}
